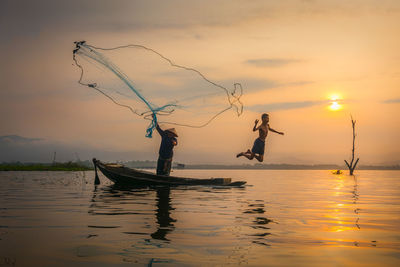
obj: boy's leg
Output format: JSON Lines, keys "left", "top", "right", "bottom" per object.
{"left": 237, "top": 149, "right": 253, "bottom": 158}
{"left": 242, "top": 152, "right": 255, "bottom": 160}
{"left": 237, "top": 150, "right": 248, "bottom": 157}
{"left": 254, "top": 154, "right": 264, "bottom": 162}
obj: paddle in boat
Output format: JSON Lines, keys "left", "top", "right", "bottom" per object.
{"left": 93, "top": 158, "right": 246, "bottom": 186}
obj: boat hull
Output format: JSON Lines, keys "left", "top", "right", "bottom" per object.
{"left": 93, "top": 159, "right": 246, "bottom": 186}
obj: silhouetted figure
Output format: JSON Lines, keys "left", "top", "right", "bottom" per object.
{"left": 151, "top": 187, "right": 176, "bottom": 241}
{"left": 155, "top": 122, "right": 178, "bottom": 176}
{"left": 237, "top": 113, "right": 284, "bottom": 162}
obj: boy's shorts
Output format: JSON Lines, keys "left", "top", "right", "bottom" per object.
{"left": 251, "top": 138, "right": 265, "bottom": 155}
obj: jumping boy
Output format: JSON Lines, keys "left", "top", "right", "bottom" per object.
{"left": 236, "top": 113, "right": 284, "bottom": 162}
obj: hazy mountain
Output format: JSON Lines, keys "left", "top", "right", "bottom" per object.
{"left": 0, "top": 135, "right": 43, "bottom": 144}
{"left": 0, "top": 135, "right": 154, "bottom": 163}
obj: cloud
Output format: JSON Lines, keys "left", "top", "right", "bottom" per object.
{"left": 247, "top": 100, "right": 325, "bottom": 112}
{"left": 383, "top": 98, "right": 400, "bottom": 104}
{"left": 2, "top": 0, "right": 398, "bottom": 40}
{"left": 245, "top": 58, "right": 304, "bottom": 68}
{"left": 0, "top": 0, "right": 265, "bottom": 37}
{"left": 220, "top": 78, "right": 312, "bottom": 93}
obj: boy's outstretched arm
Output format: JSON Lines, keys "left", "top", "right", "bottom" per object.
{"left": 253, "top": 119, "right": 260, "bottom": 132}
{"left": 269, "top": 127, "right": 284, "bottom": 135}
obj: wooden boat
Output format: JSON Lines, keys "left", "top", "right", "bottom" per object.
{"left": 93, "top": 158, "right": 246, "bottom": 186}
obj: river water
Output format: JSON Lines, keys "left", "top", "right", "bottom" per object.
{"left": 0, "top": 170, "right": 399, "bottom": 266}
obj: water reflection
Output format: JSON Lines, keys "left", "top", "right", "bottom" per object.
{"left": 327, "top": 174, "right": 359, "bottom": 233}
{"left": 1, "top": 170, "right": 399, "bottom": 265}
{"left": 87, "top": 184, "right": 271, "bottom": 247}
{"left": 240, "top": 200, "right": 273, "bottom": 246}
{"left": 89, "top": 185, "right": 178, "bottom": 242}
{"left": 324, "top": 173, "right": 365, "bottom": 248}
{"left": 150, "top": 187, "right": 176, "bottom": 241}
{"left": 89, "top": 185, "right": 173, "bottom": 240}
{"left": 352, "top": 176, "right": 360, "bottom": 230}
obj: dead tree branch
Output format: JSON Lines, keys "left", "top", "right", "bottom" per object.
{"left": 344, "top": 116, "right": 360, "bottom": 175}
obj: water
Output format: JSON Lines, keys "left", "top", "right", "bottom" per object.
{"left": 0, "top": 170, "right": 399, "bottom": 266}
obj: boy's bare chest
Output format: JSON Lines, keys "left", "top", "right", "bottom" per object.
{"left": 259, "top": 125, "right": 268, "bottom": 136}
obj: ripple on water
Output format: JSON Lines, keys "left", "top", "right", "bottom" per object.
{"left": 0, "top": 170, "right": 399, "bottom": 266}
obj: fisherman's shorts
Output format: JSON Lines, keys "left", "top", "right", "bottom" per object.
{"left": 251, "top": 138, "right": 265, "bottom": 155}
{"left": 157, "top": 157, "right": 172, "bottom": 176}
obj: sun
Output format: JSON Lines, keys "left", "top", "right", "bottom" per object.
{"left": 328, "top": 93, "right": 343, "bottom": 111}
{"left": 330, "top": 94, "right": 340, "bottom": 101}
{"left": 329, "top": 101, "right": 342, "bottom": 111}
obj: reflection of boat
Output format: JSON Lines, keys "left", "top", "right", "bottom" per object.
{"left": 93, "top": 158, "right": 246, "bottom": 186}
{"left": 332, "top": 170, "right": 343, "bottom": 175}
{"left": 88, "top": 184, "right": 176, "bottom": 241}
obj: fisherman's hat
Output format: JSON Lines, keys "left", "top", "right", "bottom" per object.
{"left": 165, "top": 128, "right": 178, "bottom": 137}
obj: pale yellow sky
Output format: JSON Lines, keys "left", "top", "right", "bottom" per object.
{"left": 0, "top": 0, "right": 399, "bottom": 164}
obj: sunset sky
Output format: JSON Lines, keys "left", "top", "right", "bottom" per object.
{"left": 1, "top": 0, "right": 399, "bottom": 164}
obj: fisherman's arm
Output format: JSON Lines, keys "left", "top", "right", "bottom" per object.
{"left": 156, "top": 124, "right": 164, "bottom": 136}
{"left": 153, "top": 114, "right": 164, "bottom": 136}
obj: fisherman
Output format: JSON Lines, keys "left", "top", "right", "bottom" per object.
{"left": 236, "top": 113, "right": 284, "bottom": 162}
{"left": 155, "top": 121, "right": 178, "bottom": 176}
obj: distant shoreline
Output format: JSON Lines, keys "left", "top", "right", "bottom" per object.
{"left": 0, "top": 162, "right": 92, "bottom": 171}
{"left": 178, "top": 164, "right": 400, "bottom": 170}
{"left": 1, "top": 161, "right": 398, "bottom": 171}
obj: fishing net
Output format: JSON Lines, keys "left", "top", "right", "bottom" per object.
{"left": 72, "top": 41, "right": 243, "bottom": 137}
